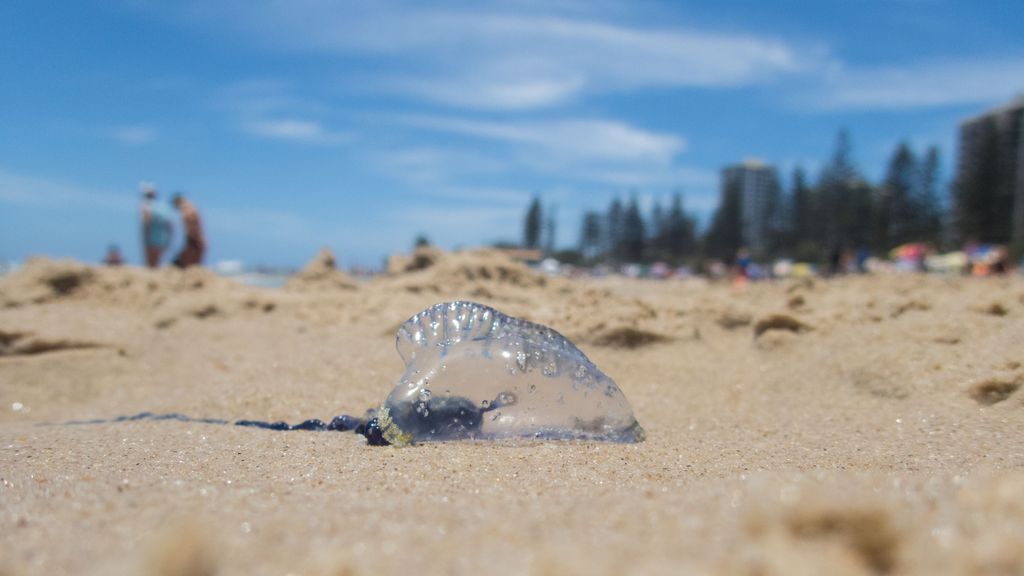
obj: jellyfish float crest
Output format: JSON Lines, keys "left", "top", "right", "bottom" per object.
{"left": 378, "top": 301, "right": 646, "bottom": 445}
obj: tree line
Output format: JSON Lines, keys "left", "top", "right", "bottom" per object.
{"left": 524, "top": 129, "right": 1015, "bottom": 266}
{"left": 524, "top": 192, "right": 697, "bottom": 265}
{"left": 703, "top": 130, "right": 945, "bottom": 264}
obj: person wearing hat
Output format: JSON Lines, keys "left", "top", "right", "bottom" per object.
{"left": 139, "top": 183, "right": 174, "bottom": 268}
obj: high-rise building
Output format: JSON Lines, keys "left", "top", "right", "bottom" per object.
{"left": 955, "top": 95, "right": 1024, "bottom": 248}
{"left": 721, "top": 159, "right": 781, "bottom": 256}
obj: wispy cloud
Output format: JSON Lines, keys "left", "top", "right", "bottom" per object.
{"left": 584, "top": 166, "right": 717, "bottom": 189}
{"left": 216, "top": 80, "right": 351, "bottom": 144}
{"left": 810, "top": 55, "right": 1024, "bottom": 110}
{"left": 166, "top": 1, "right": 819, "bottom": 110}
{"left": 371, "top": 147, "right": 510, "bottom": 186}
{"left": 110, "top": 125, "right": 157, "bottom": 146}
{"left": 241, "top": 118, "right": 350, "bottom": 145}
{"left": 0, "top": 167, "right": 129, "bottom": 211}
{"left": 401, "top": 115, "right": 686, "bottom": 165}
{"left": 380, "top": 12, "right": 810, "bottom": 109}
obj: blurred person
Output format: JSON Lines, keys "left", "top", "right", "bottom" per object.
{"left": 855, "top": 248, "right": 870, "bottom": 274}
{"left": 827, "top": 245, "right": 842, "bottom": 277}
{"left": 103, "top": 244, "right": 124, "bottom": 266}
{"left": 735, "top": 247, "right": 751, "bottom": 278}
{"left": 140, "top": 184, "right": 174, "bottom": 268}
{"left": 990, "top": 246, "right": 1010, "bottom": 275}
{"left": 171, "top": 193, "right": 206, "bottom": 268}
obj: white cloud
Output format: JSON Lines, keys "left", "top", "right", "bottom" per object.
{"left": 242, "top": 118, "right": 350, "bottom": 145}
{"left": 401, "top": 115, "right": 686, "bottom": 165}
{"left": 392, "top": 75, "right": 587, "bottom": 111}
{"left": 372, "top": 147, "right": 510, "bottom": 186}
{"left": 215, "top": 80, "right": 350, "bottom": 144}
{"left": 165, "top": 1, "right": 818, "bottom": 110}
{"left": 111, "top": 125, "right": 157, "bottom": 145}
{"left": 811, "top": 56, "right": 1024, "bottom": 110}
{"left": 584, "top": 166, "right": 716, "bottom": 189}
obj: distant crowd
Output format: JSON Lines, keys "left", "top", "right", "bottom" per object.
{"left": 104, "top": 184, "right": 206, "bottom": 268}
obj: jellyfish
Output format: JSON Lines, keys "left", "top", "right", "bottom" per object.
{"left": 370, "top": 301, "right": 645, "bottom": 445}
{"left": 59, "top": 301, "right": 646, "bottom": 446}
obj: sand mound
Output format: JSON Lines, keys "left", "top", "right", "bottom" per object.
{"left": 380, "top": 248, "right": 549, "bottom": 295}
{"left": 370, "top": 249, "right": 680, "bottom": 350}
{"left": 0, "top": 258, "right": 291, "bottom": 331}
{"left": 0, "top": 258, "right": 237, "bottom": 308}
{"left": 0, "top": 258, "right": 95, "bottom": 306}
{"left": 285, "top": 248, "right": 357, "bottom": 292}
{"left": 386, "top": 245, "right": 444, "bottom": 274}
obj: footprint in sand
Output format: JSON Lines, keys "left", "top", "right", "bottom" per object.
{"left": 967, "top": 377, "right": 1022, "bottom": 405}
{"left": 753, "top": 314, "right": 811, "bottom": 338}
{"left": 0, "top": 330, "right": 105, "bottom": 357}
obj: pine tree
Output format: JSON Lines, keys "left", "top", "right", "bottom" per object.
{"left": 877, "top": 142, "right": 918, "bottom": 249}
{"left": 649, "top": 199, "right": 666, "bottom": 260}
{"left": 543, "top": 206, "right": 557, "bottom": 255}
{"left": 579, "top": 211, "right": 604, "bottom": 261}
{"left": 816, "top": 129, "right": 872, "bottom": 255}
{"left": 606, "top": 198, "right": 624, "bottom": 260}
{"left": 705, "top": 177, "right": 743, "bottom": 262}
{"left": 789, "top": 166, "right": 815, "bottom": 258}
{"left": 621, "top": 195, "right": 646, "bottom": 262}
{"left": 762, "top": 172, "right": 785, "bottom": 256}
{"left": 665, "top": 192, "right": 696, "bottom": 262}
{"left": 918, "top": 146, "right": 944, "bottom": 245}
{"left": 523, "top": 196, "right": 543, "bottom": 249}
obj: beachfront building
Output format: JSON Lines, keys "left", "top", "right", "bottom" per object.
{"left": 955, "top": 95, "right": 1024, "bottom": 249}
{"left": 721, "top": 159, "right": 782, "bottom": 257}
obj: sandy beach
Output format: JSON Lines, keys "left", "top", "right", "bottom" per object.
{"left": 2, "top": 250, "right": 1023, "bottom": 575}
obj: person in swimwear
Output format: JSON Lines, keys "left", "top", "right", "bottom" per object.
{"left": 171, "top": 193, "right": 206, "bottom": 268}
{"left": 140, "top": 185, "right": 174, "bottom": 268}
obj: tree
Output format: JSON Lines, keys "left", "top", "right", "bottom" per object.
{"left": 578, "top": 211, "right": 604, "bottom": 261}
{"left": 414, "top": 234, "right": 431, "bottom": 248}
{"left": 876, "top": 142, "right": 918, "bottom": 250}
{"left": 663, "top": 192, "right": 696, "bottom": 262}
{"left": 523, "top": 196, "right": 542, "bottom": 249}
{"left": 789, "top": 166, "right": 815, "bottom": 258}
{"left": 606, "top": 198, "right": 624, "bottom": 259}
{"left": 620, "top": 195, "right": 646, "bottom": 262}
{"left": 918, "top": 145, "right": 944, "bottom": 245}
{"left": 816, "top": 129, "right": 872, "bottom": 255}
{"left": 705, "top": 176, "right": 743, "bottom": 262}
{"left": 648, "top": 199, "right": 666, "bottom": 259}
{"left": 762, "top": 171, "right": 785, "bottom": 256}
{"left": 543, "top": 204, "right": 557, "bottom": 255}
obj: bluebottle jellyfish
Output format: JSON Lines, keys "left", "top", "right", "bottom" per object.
{"left": 368, "top": 301, "right": 646, "bottom": 445}
{"left": 55, "top": 301, "right": 645, "bottom": 446}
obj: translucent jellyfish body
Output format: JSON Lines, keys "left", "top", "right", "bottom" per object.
{"left": 377, "top": 301, "right": 646, "bottom": 445}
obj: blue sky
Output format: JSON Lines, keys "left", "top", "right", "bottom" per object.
{"left": 2, "top": 0, "right": 1023, "bottom": 268}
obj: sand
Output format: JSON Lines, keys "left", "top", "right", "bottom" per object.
{"left": 1, "top": 251, "right": 1023, "bottom": 575}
